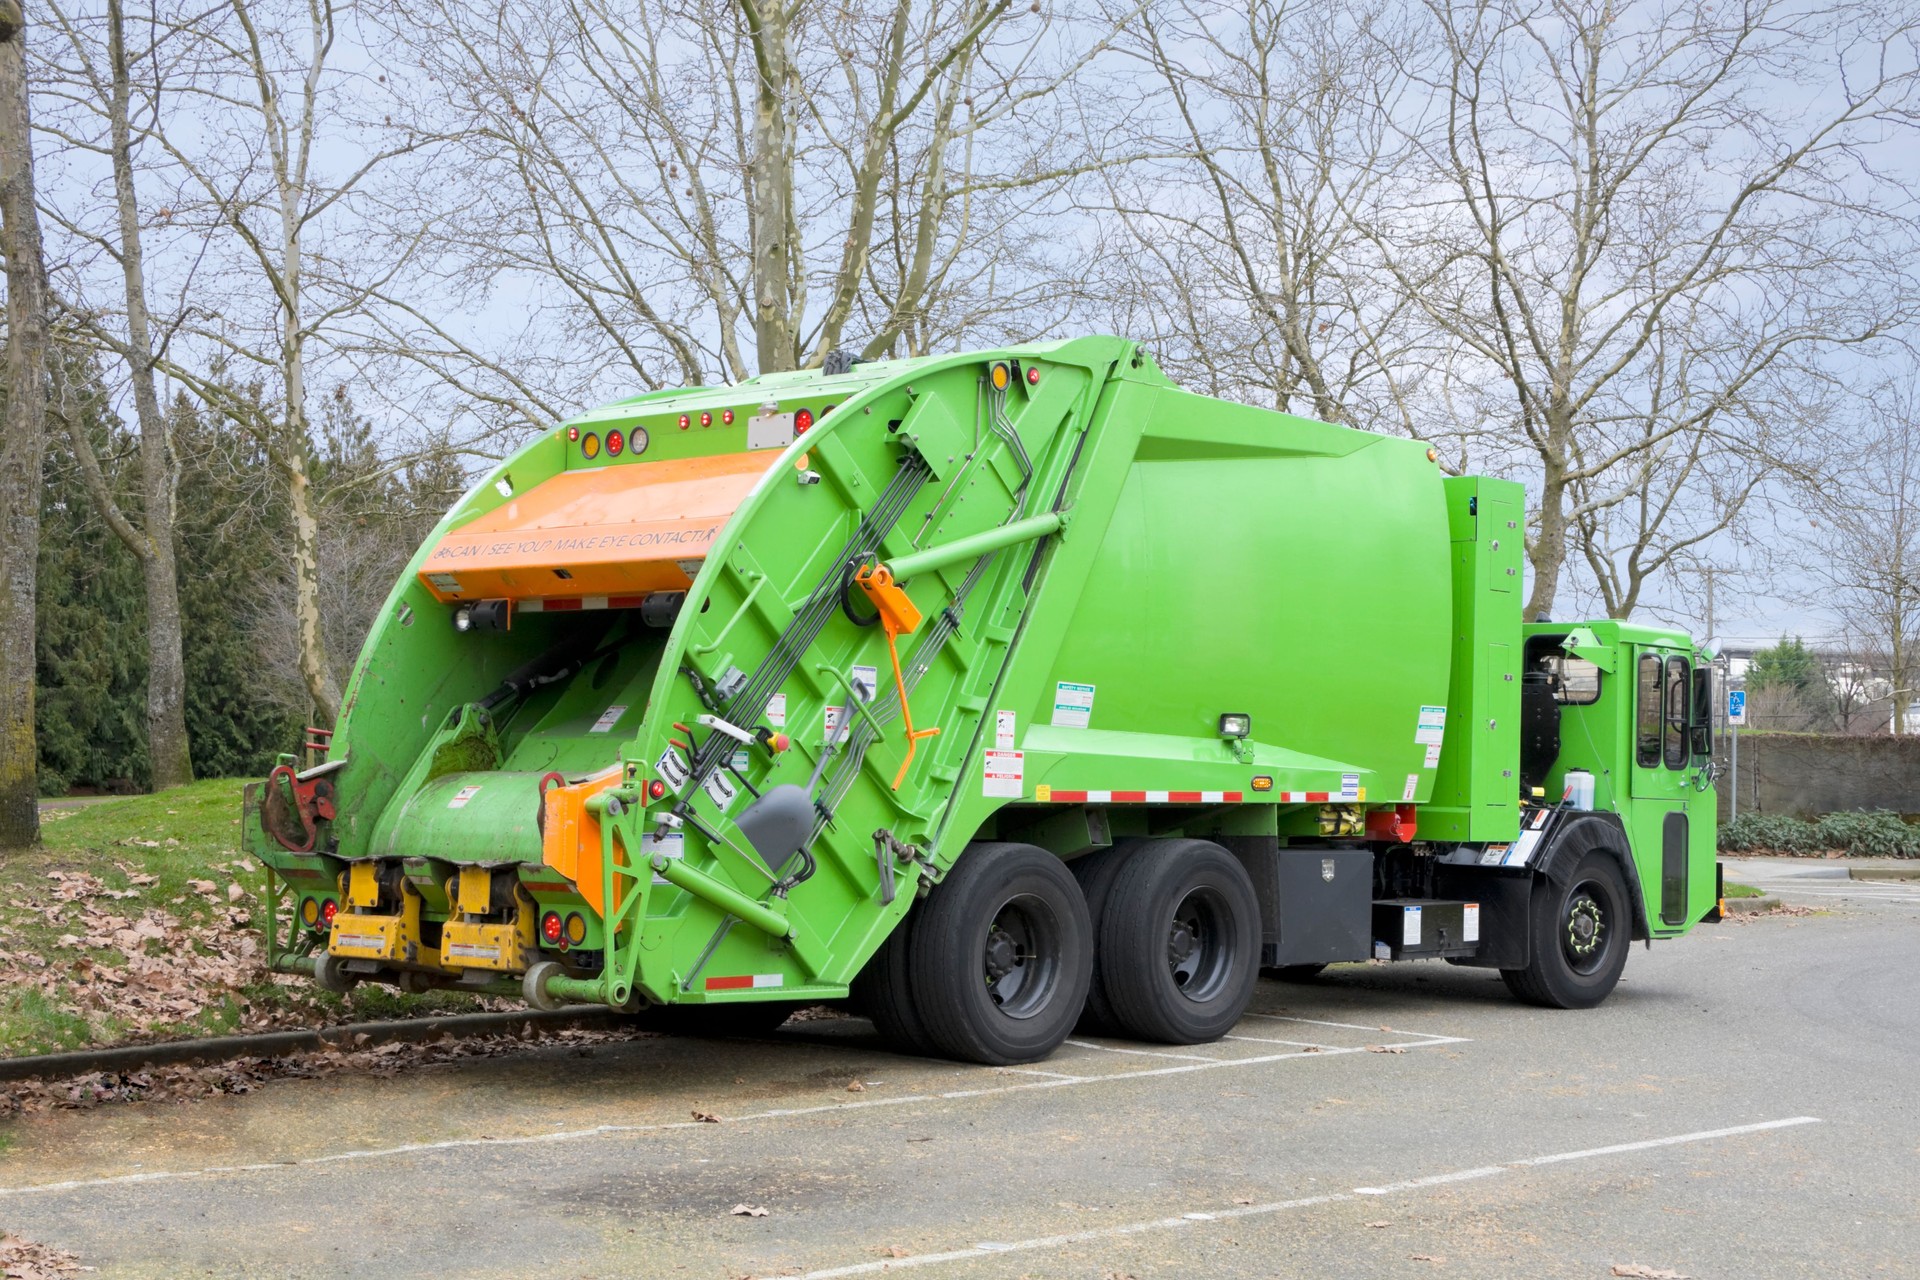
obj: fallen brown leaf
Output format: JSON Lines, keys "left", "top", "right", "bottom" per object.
{"left": 0, "top": 1229, "right": 89, "bottom": 1277}
{"left": 878, "top": 1246, "right": 909, "bottom": 1258}
{"left": 729, "top": 1204, "right": 769, "bottom": 1217}
{"left": 226, "top": 883, "right": 245, "bottom": 903}
{"left": 692, "top": 1109, "right": 721, "bottom": 1123}
{"left": 845, "top": 1080, "right": 865, "bottom": 1092}
{"left": 1365, "top": 1045, "right": 1408, "bottom": 1054}
{"left": 1365, "top": 1220, "right": 1389, "bottom": 1228}
{"left": 186, "top": 880, "right": 217, "bottom": 895}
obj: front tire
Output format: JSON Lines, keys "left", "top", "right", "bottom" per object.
{"left": 1098, "top": 839, "right": 1260, "bottom": 1044}
{"left": 910, "top": 842, "right": 1092, "bottom": 1065}
{"left": 1502, "top": 851, "right": 1631, "bottom": 1009}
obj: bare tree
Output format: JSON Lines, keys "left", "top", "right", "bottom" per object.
{"left": 1356, "top": 0, "right": 1920, "bottom": 622}
{"left": 1795, "top": 379, "right": 1920, "bottom": 733}
{"left": 365, "top": 0, "right": 1135, "bottom": 425}
{"left": 0, "top": 0, "right": 53, "bottom": 849}
{"left": 129, "top": 0, "right": 434, "bottom": 726}
{"left": 34, "top": 0, "right": 196, "bottom": 786}
{"left": 1095, "top": 0, "right": 1439, "bottom": 433}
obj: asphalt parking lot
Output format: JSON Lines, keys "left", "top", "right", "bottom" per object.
{"left": 2, "top": 871, "right": 1915, "bottom": 1279}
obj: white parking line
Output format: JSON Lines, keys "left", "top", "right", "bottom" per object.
{"left": 1241, "top": 1011, "right": 1466, "bottom": 1042}
{"left": 1062, "top": 1039, "right": 1219, "bottom": 1062}
{"left": 796, "top": 1116, "right": 1822, "bottom": 1278}
{"left": 0, "top": 1030, "right": 1469, "bottom": 1199}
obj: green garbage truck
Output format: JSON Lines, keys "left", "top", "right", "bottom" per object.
{"left": 244, "top": 335, "right": 1723, "bottom": 1065}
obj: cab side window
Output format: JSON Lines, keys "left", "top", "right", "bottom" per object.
{"left": 1636, "top": 654, "right": 1662, "bottom": 767}
{"left": 1663, "top": 656, "right": 1690, "bottom": 770}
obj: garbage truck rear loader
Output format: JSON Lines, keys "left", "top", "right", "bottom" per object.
{"left": 245, "top": 336, "right": 1722, "bottom": 1065}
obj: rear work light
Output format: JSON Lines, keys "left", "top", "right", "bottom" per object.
{"left": 541, "top": 912, "right": 564, "bottom": 944}
{"left": 794, "top": 407, "right": 814, "bottom": 435}
{"left": 606, "top": 429, "right": 625, "bottom": 456}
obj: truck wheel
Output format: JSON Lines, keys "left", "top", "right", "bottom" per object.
{"left": 1502, "top": 852, "right": 1630, "bottom": 1009}
{"left": 1068, "top": 844, "right": 1135, "bottom": 1035}
{"left": 313, "top": 952, "right": 357, "bottom": 995}
{"left": 850, "top": 906, "right": 939, "bottom": 1057}
{"left": 1099, "top": 839, "right": 1259, "bottom": 1044}
{"left": 910, "top": 842, "right": 1092, "bottom": 1065}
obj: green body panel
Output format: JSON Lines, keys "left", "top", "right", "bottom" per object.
{"left": 244, "top": 335, "right": 1718, "bottom": 1005}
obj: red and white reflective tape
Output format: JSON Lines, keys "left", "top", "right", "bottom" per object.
{"left": 705, "top": 973, "right": 784, "bottom": 991}
{"left": 1036, "top": 789, "right": 1244, "bottom": 804}
{"left": 1278, "top": 791, "right": 1334, "bottom": 803}
{"left": 517, "top": 595, "right": 651, "bottom": 613}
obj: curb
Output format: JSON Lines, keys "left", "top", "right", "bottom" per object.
{"left": 0, "top": 1007, "right": 623, "bottom": 1084}
{"left": 1851, "top": 867, "right": 1920, "bottom": 883}
{"left": 1725, "top": 896, "right": 1782, "bottom": 914}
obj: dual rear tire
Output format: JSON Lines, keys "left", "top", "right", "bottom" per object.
{"left": 855, "top": 838, "right": 1260, "bottom": 1065}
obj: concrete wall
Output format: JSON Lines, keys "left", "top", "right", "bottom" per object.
{"left": 1715, "top": 733, "right": 1920, "bottom": 822}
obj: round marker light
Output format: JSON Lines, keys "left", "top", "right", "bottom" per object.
{"left": 567, "top": 425, "right": 580, "bottom": 442}
{"left": 647, "top": 779, "right": 667, "bottom": 800}
{"left": 606, "top": 429, "right": 625, "bottom": 456}
{"left": 541, "top": 911, "right": 564, "bottom": 944}
{"left": 564, "top": 913, "right": 587, "bottom": 945}
{"left": 989, "top": 362, "right": 1010, "bottom": 390}
{"left": 581, "top": 432, "right": 600, "bottom": 459}
{"left": 629, "top": 426, "right": 649, "bottom": 456}
{"left": 1026, "top": 365, "right": 1040, "bottom": 386}
{"left": 822, "top": 404, "right": 836, "bottom": 417}
{"left": 794, "top": 407, "right": 814, "bottom": 435}
{"left": 678, "top": 413, "right": 691, "bottom": 430}
{"left": 300, "top": 896, "right": 320, "bottom": 927}
{"left": 1426, "top": 447, "right": 1438, "bottom": 462}
{"left": 321, "top": 899, "right": 338, "bottom": 925}
{"left": 700, "top": 410, "right": 712, "bottom": 427}
{"left": 722, "top": 408, "right": 735, "bottom": 425}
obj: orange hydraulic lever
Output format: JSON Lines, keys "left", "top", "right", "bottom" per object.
{"left": 854, "top": 564, "right": 940, "bottom": 790}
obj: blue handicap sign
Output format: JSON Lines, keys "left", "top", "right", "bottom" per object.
{"left": 1727, "top": 690, "right": 1747, "bottom": 723}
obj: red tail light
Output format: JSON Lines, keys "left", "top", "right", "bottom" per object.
{"left": 647, "top": 779, "right": 667, "bottom": 800}
{"left": 677, "top": 413, "right": 691, "bottom": 430}
{"left": 542, "top": 912, "right": 564, "bottom": 944}
{"left": 567, "top": 425, "right": 580, "bottom": 441}
{"left": 1026, "top": 365, "right": 1041, "bottom": 385}
{"left": 606, "top": 429, "right": 625, "bottom": 456}
{"left": 794, "top": 407, "right": 814, "bottom": 434}
{"left": 722, "top": 409, "right": 735, "bottom": 425}
{"left": 699, "top": 411, "right": 712, "bottom": 427}
{"left": 321, "top": 899, "right": 338, "bottom": 925}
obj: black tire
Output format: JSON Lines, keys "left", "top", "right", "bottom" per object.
{"left": 1502, "top": 851, "right": 1631, "bottom": 1009}
{"left": 652, "top": 1001, "right": 793, "bottom": 1037}
{"left": 1068, "top": 843, "right": 1136, "bottom": 1035}
{"left": 909, "top": 842, "right": 1092, "bottom": 1065}
{"left": 1264, "top": 963, "right": 1327, "bottom": 983}
{"left": 1098, "top": 839, "right": 1260, "bottom": 1044}
{"left": 850, "top": 905, "right": 940, "bottom": 1057}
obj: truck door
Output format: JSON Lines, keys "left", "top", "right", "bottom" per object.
{"left": 1628, "top": 649, "right": 1703, "bottom": 930}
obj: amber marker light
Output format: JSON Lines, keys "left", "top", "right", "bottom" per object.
{"left": 989, "top": 361, "right": 1011, "bottom": 390}
{"left": 581, "top": 433, "right": 601, "bottom": 459}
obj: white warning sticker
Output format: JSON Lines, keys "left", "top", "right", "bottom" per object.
{"left": 983, "top": 750, "right": 1024, "bottom": 798}
{"left": 1415, "top": 705, "right": 1448, "bottom": 745}
{"left": 642, "top": 828, "right": 685, "bottom": 886}
{"left": 851, "top": 664, "right": 879, "bottom": 702}
{"left": 1339, "top": 773, "right": 1361, "bottom": 802}
{"left": 1402, "top": 773, "right": 1419, "bottom": 802}
{"left": 1463, "top": 903, "right": 1480, "bottom": 943}
{"left": 1051, "top": 681, "right": 1095, "bottom": 729}
{"left": 766, "top": 692, "right": 787, "bottom": 728}
{"left": 1402, "top": 905, "right": 1423, "bottom": 947}
{"left": 1423, "top": 742, "right": 1442, "bottom": 768}
{"left": 655, "top": 747, "right": 690, "bottom": 788}
{"left": 703, "top": 768, "right": 739, "bottom": 812}
{"left": 590, "top": 704, "right": 627, "bottom": 733}
{"left": 447, "top": 784, "right": 482, "bottom": 809}
{"left": 823, "top": 705, "right": 845, "bottom": 742}
{"left": 995, "top": 709, "right": 1016, "bottom": 750}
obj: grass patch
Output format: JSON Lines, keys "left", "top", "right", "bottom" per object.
{"left": 1, "top": 781, "right": 490, "bottom": 1060}
{"left": 1722, "top": 881, "right": 1766, "bottom": 899}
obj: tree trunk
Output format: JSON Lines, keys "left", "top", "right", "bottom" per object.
{"left": 1525, "top": 459, "right": 1569, "bottom": 623}
{"left": 0, "top": 0, "right": 50, "bottom": 848}
{"left": 744, "top": 0, "right": 794, "bottom": 373}
{"left": 108, "top": 0, "right": 192, "bottom": 788}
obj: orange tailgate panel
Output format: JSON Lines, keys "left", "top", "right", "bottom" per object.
{"left": 417, "top": 452, "right": 772, "bottom": 603}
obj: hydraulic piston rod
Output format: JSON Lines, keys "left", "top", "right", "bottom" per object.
{"left": 883, "top": 512, "right": 1063, "bottom": 583}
